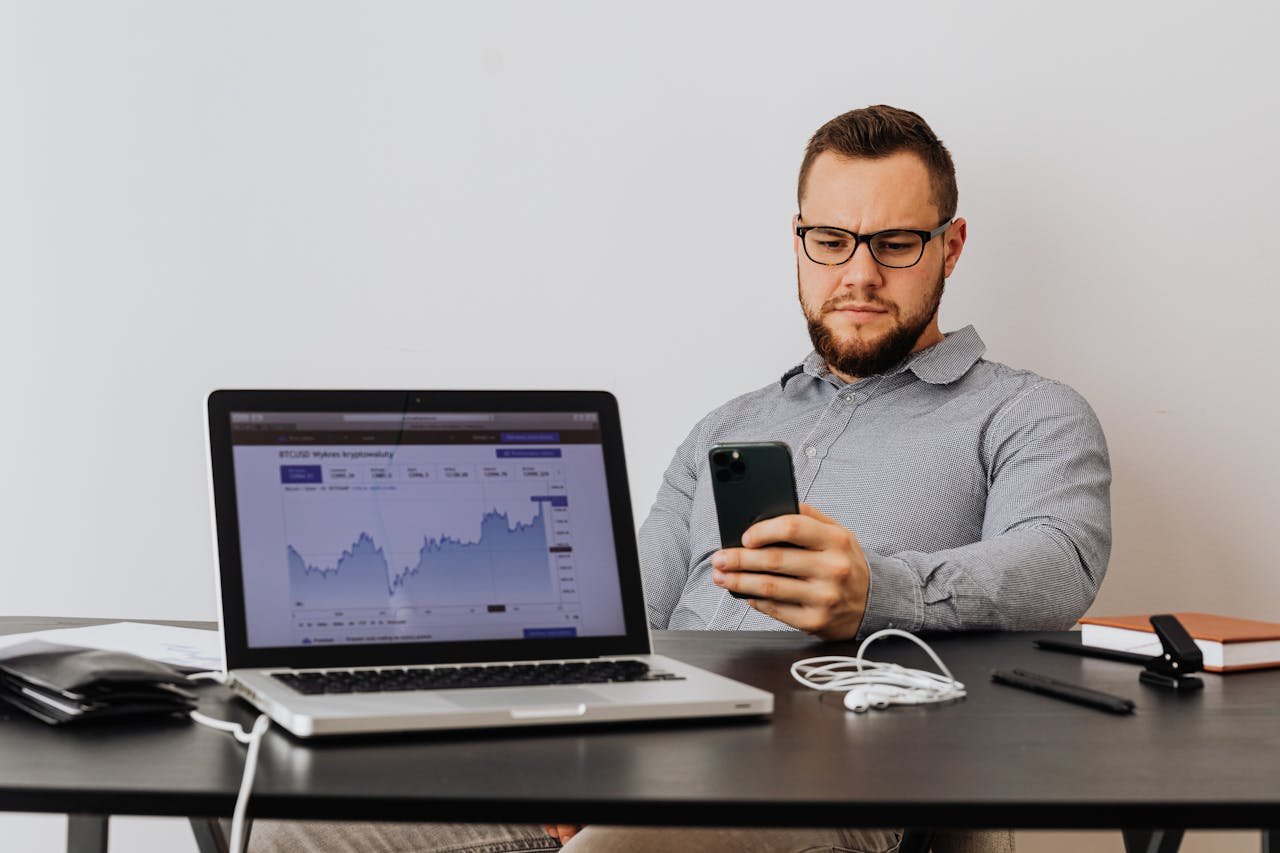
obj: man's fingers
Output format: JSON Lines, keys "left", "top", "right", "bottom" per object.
{"left": 543, "top": 824, "right": 582, "bottom": 843}
{"left": 742, "top": 512, "right": 839, "bottom": 550}
{"left": 715, "top": 545, "right": 815, "bottom": 577}
{"left": 713, "top": 567, "right": 809, "bottom": 602}
{"left": 799, "top": 502, "right": 839, "bottom": 525}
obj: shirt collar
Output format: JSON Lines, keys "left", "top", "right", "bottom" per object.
{"left": 779, "top": 325, "right": 987, "bottom": 389}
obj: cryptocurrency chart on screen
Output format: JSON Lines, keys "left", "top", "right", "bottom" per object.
{"left": 229, "top": 413, "right": 625, "bottom": 648}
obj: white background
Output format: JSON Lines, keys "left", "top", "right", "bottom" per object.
{"left": 2, "top": 2, "right": 1276, "bottom": 850}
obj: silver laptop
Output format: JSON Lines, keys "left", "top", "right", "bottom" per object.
{"left": 206, "top": 390, "right": 773, "bottom": 737}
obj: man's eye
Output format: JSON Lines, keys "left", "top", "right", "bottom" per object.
{"left": 817, "top": 240, "right": 848, "bottom": 250}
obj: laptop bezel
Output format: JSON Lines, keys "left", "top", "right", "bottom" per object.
{"left": 207, "top": 389, "right": 652, "bottom": 670}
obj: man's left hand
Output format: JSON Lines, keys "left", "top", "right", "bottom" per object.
{"left": 542, "top": 824, "right": 583, "bottom": 844}
{"left": 710, "top": 503, "right": 870, "bottom": 640}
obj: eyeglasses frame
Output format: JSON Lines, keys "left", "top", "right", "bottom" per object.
{"left": 794, "top": 220, "right": 954, "bottom": 268}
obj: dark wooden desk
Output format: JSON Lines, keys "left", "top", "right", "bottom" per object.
{"left": 2, "top": 617, "right": 1278, "bottom": 852}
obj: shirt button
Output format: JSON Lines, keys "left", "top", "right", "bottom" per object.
{"left": 804, "top": 446, "right": 816, "bottom": 458}
{"left": 842, "top": 394, "right": 854, "bottom": 404}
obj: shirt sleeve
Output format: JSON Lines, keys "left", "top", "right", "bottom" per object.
{"left": 856, "top": 379, "right": 1112, "bottom": 636}
{"left": 636, "top": 421, "right": 702, "bottom": 629}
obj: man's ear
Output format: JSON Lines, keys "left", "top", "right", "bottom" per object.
{"left": 943, "top": 217, "right": 967, "bottom": 278}
{"left": 792, "top": 213, "right": 802, "bottom": 257}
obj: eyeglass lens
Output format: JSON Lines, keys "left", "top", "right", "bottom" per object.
{"left": 804, "top": 228, "right": 926, "bottom": 268}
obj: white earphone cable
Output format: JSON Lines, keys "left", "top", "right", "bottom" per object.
{"left": 791, "top": 628, "right": 966, "bottom": 712}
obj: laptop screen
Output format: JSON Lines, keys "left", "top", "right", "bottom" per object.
{"left": 227, "top": 409, "right": 627, "bottom": 651}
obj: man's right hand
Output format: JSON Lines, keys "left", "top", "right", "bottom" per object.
{"left": 711, "top": 502, "right": 871, "bottom": 640}
{"left": 543, "top": 824, "right": 583, "bottom": 845}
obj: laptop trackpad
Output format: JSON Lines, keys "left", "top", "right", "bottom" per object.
{"left": 443, "top": 687, "right": 609, "bottom": 710}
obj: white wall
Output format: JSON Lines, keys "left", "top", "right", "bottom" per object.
{"left": 2, "top": 2, "right": 1277, "bottom": 850}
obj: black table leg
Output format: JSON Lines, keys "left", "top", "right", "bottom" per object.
{"left": 67, "top": 814, "right": 108, "bottom": 853}
{"left": 898, "top": 828, "right": 934, "bottom": 853}
{"left": 1122, "top": 828, "right": 1184, "bottom": 853}
{"left": 1262, "top": 828, "right": 1276, "bottom": 853}
{"left": 190, "top": 817, "right": 231, "bottom": 853}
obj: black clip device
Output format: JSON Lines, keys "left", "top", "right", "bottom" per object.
{"left": 1139, "top": 614, "right": 1204, "bottom": 691}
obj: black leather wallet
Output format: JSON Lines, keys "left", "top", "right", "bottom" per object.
{"left": 0, "top": 640, "right": 196, "bottom": 725}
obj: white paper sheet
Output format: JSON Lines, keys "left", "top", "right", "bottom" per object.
{"left": 0, "top": 621, "right": 223, "bottom": 672}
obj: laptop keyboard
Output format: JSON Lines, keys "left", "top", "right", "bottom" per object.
{"left": 272, "top": 660, "right": 684, "bottom": 695}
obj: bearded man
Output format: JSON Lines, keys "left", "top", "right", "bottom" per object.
{"left": 637, "top": 104, "right": 1110, "bottom": 647}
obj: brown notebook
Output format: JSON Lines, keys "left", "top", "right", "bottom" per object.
{"left": 1078, "top": 612, "right": 1280, "bottom": 672}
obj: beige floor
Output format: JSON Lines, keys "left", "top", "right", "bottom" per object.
{"left": 1014, "top": 830, "right": 1260, "bottom": 852}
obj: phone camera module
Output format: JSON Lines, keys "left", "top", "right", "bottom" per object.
{"left": 712, "top": 449, "right": 748, "bottom": 482}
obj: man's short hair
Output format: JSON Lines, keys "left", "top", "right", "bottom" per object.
{"left": 797, "top": 105, "right": 958, "bottom": 223}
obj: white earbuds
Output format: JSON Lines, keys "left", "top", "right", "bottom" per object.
{"left": 844, "top": 685, "right": 898, "bottom": 712}
{"left": 793, "top": 628, "right": 966, "bottom": 713}
{"left": 843, "top": 683, "right": 928, "bottom": 712}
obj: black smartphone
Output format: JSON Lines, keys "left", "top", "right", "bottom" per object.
{"left": 707, "top": 441, "right": 800, "bottom": 600}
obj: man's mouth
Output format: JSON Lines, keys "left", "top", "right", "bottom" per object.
{"left": 828, "top": 303, "right": 890, "bottom": 320}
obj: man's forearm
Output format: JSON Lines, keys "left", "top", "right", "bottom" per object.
{"left": 859, "top": 525, "right": 1102, "bottom": 636}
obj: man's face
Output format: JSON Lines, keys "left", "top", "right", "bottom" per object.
{"left": 795, "top": 150, "right": 966, "bottom": 382}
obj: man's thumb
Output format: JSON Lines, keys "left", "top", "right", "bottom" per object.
{"left": 798, "top": 502, "right": 837, "bottom": 525}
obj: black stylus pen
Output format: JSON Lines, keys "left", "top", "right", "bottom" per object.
{"left": 991, "top": 668, "right": 1135, "bottom": 715}
{"left": 1033, "top": 637, "right": 1153, "bottom": 665}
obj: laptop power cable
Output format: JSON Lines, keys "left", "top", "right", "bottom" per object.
{"left": 188, "top": 671, "right": 272, "bottom": 853}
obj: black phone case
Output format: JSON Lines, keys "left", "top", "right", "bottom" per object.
{"left": 707, "top": 442, "right": 800, "bottom": 600}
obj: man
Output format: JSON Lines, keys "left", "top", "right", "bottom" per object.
{"left": 255, "top": 105, "right": 1109, "bottom": 853}
{"left": 639, "top": 105, "right": 1109, "bottom": 642}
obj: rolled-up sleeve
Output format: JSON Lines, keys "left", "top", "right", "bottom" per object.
{"left": 857, "top": 380, "right": 1111, "bottom": 636}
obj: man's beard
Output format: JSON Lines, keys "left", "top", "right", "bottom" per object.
{"left": 800, "top": 269, "right": 945, "bottom": 380}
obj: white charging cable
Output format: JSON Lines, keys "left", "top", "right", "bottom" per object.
{"left": 791, "top": 628, "right": 966, "bottom": 712}
{"left": 188, "top": 672, "right": 271, "bottom": 853}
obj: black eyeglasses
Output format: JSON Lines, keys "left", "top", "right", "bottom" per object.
{"left": 795, "top": 220, "right": 952, "bottom": 268}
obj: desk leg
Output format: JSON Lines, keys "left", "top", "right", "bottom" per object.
{"left": 190, "top": 817, "right": 231, "bottom": 853}
{"left": 67, "top": 814, "right": 108, "bottom": 853}
{"left": 1262, "top": 828, "right": 1276, "bottom": 853}
{"left": 898, "top": 828, "right": 934, "bottom": 853}
{"left": 1122, "top": 828, "right": 1184, "bottom": 853}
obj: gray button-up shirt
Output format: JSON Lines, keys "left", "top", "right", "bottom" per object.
{"left": 637, "top": 325, "right": 1111, "bottom": 636}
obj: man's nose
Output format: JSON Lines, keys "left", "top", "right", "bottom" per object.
{"left": 838, "top": 241, "right": 884, "bottom": 291}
